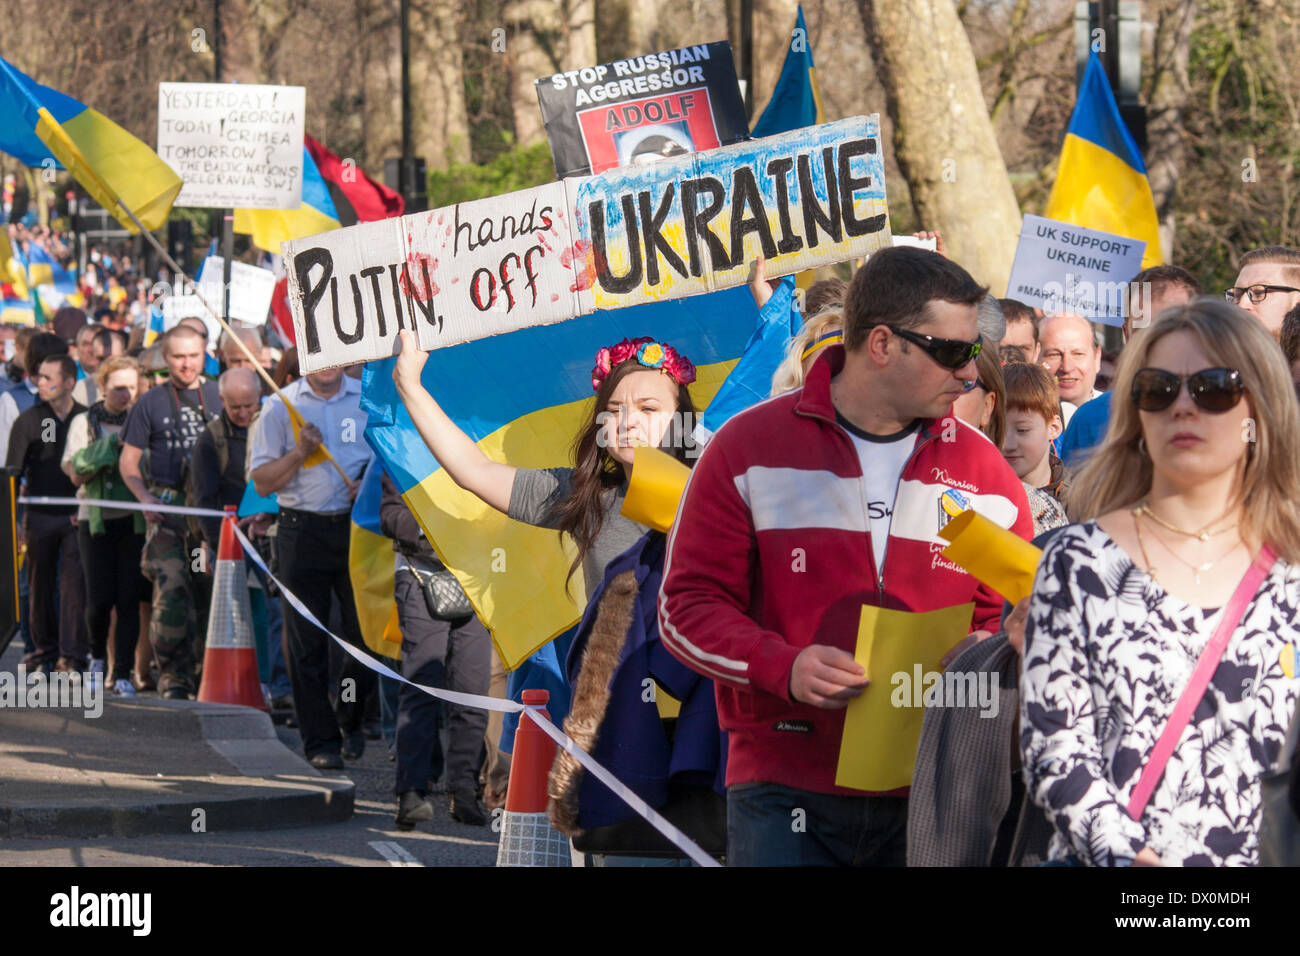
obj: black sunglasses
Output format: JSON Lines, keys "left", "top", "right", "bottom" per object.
{"left": 1131, "top": 366, "right": 1245, "bottom": 413}
{"left": 885, "top": 326, "right": 982, "bottom": 371}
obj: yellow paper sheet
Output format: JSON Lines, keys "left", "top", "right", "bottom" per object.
{"left": 834, "top": 602, "right": 975, "bottom": 792}
{"left": 621, "top": 446, "right": 691, "bottom": 534}
{"left": 938, "top": 509, "right": 1043, "bottom": 605}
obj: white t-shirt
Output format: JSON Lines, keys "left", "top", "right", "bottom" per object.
{"left": 837, "top": 413, "right": 920, "bottom": 573}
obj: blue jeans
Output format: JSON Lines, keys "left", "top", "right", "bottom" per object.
{"left": 726, "top": 782, "right": 908, "bottom": 867}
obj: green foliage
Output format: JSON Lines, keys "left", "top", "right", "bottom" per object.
{"left": 426, "top": 141, "right": 558, "bottom": 206}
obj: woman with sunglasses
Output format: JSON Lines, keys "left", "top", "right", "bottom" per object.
{"left": 1020, "top": 299, "right": 1300, "bottom": 866}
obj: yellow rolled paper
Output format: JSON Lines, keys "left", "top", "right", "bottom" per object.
{"left": 621, "top": 446, "right": 691, "bottom": 534}
{"left": 938, "top": 509, "right": 1043, "bottom": 605}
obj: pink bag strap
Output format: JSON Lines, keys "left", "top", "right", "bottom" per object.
{"left": 1127, "top": 545, "right": 1278, "bottom": 822}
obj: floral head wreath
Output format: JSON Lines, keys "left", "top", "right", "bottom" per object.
{"left": 591, "top": 336, "right": 697, "bottom": 391}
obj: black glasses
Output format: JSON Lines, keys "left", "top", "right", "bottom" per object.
{"left": 885, "top": 326, "right": 982, "bottom": 370}
{"left": 1224, "top": 284, "right": 1300, "bottom": 304}
{"left": 1131, "top": 367, "right": 1245, "bottom": 413}
{"left": 960, "top": 379, "right": 989, "bottom": 393}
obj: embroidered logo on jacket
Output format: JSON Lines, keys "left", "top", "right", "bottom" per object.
{"left": 772, "top": 719, "right": 814, "bottom": 733}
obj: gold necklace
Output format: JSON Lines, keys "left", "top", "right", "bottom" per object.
{"left": 1133, "top": 509, "right": 1242, "bottom": 585}
{"left": 1133, "top": 508, "right": 1159, "bottom": 581}
{"left": 1135, "top": 500, "right": 1237, "bottom": 543}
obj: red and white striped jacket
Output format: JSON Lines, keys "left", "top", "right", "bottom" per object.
{"left": 659, "top": 345, "right": 1033, "bottom": 796}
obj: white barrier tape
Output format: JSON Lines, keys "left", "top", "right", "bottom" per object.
{"left": 20, "top": 496, "right": 230, "bottom": 518}
{"left": 226, "top": 523, "right": 721, "bottom": 868}
{"left": 15, "top": 493, "right": 721, "bottom": 864}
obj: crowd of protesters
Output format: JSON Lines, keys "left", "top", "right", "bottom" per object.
{"left": 8, "top": 214, "right": 1300, "bottom": 865}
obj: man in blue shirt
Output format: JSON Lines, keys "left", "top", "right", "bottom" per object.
{"left": 1059, "top": 265, "right": 1202, "bottom": 466}
{"left": 250, "top": 366, "right": 375, "bottom": 769}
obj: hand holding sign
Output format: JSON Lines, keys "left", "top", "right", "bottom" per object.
{"left": 790, "top": 644, "right": 869, "bottom": 709}
{"left": 393, "top": 329, "right": 428, "bottom": 390}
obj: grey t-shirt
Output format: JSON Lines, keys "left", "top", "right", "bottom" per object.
{"left": 508, "top": 466, "right": 647, "bottom": 597}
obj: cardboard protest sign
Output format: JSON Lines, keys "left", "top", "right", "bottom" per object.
{"left": 157, "top": 83, "right": 306, "bottom": 209}
{"left": 285, "top": 116, "right": 891, "bottom": 373}
{"left": 1005, "top": 214, "right": 1146, "bottom": 326}
{"left": 567, "top": 115, "right": 890, "bottom": 311}
{"left": 535, "top": 42, "right": 749, "bottom": 178}
{"left": 197, "top": 256, "right": 277, "bottom": 326}
{"left": 286, "top": 182, "right": 580, "bottom": 372}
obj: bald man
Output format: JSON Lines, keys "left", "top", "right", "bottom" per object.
{"left": 1038, "top": 311, "right": 1102, "bottom": 427}
{"left": 189, "top": 367, "right": 261, "bottom": 552}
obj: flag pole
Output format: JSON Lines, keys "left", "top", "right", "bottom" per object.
{"left": 113, "top": 197, "right": 355, "bottom": 490}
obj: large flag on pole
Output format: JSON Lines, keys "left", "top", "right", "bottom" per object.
{"left": 0, "top": 56, "right": 181, "bottom": 233}
{"left": 361, "top": 287, "right": 760, "bottom": 670}
{"left": 234, "top": 145, "right": 342, "bottom": 252}
{"left": 1044, "top": 53, "right": 1163, "bottom": 269}
{"left": 751, "top": 5, "right": 824, "bottom": 138}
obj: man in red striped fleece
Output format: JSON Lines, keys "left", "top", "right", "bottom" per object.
{"left": 660, "top": 247, "right": 1032, "bottom": 866}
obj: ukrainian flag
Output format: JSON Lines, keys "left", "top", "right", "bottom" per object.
{"left": 23, "top": 243, "right": 82, "bottom": 308}
{"left": 752, "top": 5, "right": 823, "bottom": 296}
{"left": 752, "top": 5, "right": 824, "bottom": 137}
{"left": 234, "top": 145, "right": 342, "bottom": 253}
{"left": 361, "top": 286, "right": 761, "bottom": 670}
{"left": 0, "top": 57, "right": 181, "bottom": 233}
{"left": 143, "top": 302, "right": 166, "bottom": 347}
{"left": 1045, "top": 54, "right": 1163, "bottom": 268}
{"left": 348, "top": 461, "right": 403, "bottom": 660}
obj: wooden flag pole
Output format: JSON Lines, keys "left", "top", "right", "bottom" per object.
{"left": 114, "top": 199, "right": 355, "bottom": 491}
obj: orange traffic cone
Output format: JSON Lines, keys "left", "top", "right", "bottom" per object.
{"left": 197, "top": 506, "right": 268, "bottom": 711}
{"left": 495, "top": 689, "right": 570, "bottom": 866}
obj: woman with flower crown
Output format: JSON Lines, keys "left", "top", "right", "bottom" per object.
{"left": 394, "top": 328, "right": 724, "bottom": 860}
{"left": 393, "top": 327, "right": 697, "bottom": 592}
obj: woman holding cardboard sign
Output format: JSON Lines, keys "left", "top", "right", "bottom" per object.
{"left": 1020, "top": 300, "right": 1300, "bottom": 866}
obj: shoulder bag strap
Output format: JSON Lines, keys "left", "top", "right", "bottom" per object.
{"left": 1127, "top": 545, "right": 1278, "bottom": 821}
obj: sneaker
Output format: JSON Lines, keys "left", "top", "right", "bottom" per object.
{"left": 112, "top": 678, "right": 138, "bottom": 698}
{"left": 161, "top": 686, "right": 191, "bottom": 701}
{"left": 395, "top": 791, "right": 434, "bottom": 830}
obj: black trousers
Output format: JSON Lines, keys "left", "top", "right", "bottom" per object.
{"left": 78, "top": 516, "right": 150, "bottom": 679}
{"left": 278, "top": 510, "right": 376, "bottom": 759}
{"left": 394, "top": 565, "right": 490, "bottom": 795}
{"left": 25, "top": 512, "right": 88, "bottom": 664}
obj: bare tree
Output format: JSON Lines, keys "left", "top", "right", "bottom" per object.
{"left": 857, "top": 0, "right": 1022, "bottom": 289}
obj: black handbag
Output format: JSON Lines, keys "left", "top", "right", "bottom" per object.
{"left": 402, "top": 559, "right": 473, "bottom": 621}
{"left": 1259, "top": 698, "right": 1300, "bottom": 866}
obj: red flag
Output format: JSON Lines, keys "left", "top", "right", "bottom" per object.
{"left": 270, "top": 275, "right": 295, "bottom": 347}
{"left": 305, "top": 134, "right": 404, "bottom": 225}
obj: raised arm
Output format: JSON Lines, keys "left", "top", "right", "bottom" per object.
{"left": 392, "top": 329, "right": 516, "bottom": 515}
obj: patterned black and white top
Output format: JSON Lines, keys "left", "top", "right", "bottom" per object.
{"left": 1020, "top": 521, "right": 1300, "bottom": 866}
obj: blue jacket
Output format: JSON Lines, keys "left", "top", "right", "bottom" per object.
{"left": 1059, "top": 390, "right": 1111, "bottom": 466}
{"left": 565, "top": 530, "right": 727, "bottom": 830}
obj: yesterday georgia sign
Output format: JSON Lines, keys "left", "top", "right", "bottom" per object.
{"left": 284, "top": 115, "right": 892, "bottom": 373}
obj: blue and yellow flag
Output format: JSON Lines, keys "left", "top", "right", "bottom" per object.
{"left": 0, "top": 57, "right": 181, "bottom": 233}
{"left": 348, "top": 462, "right": 403, "bottom": 660}
{"left": 1045, "top": 54, "right": 1162, "bottom": 268}
{"left": 752, "top": 5, "right": 824, "bottom": 138}
{"left": 361, "top": 287, "right": 760, "bottom": 670}
{"left": 234, "top": 145, "right": 342, "bottom": 253}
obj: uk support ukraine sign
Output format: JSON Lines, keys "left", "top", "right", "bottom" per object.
{"left": 284, "top": 115, "right": 891, "bottom": 373}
